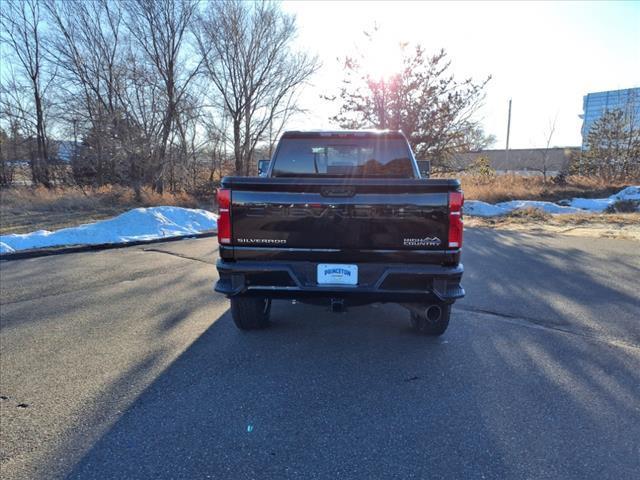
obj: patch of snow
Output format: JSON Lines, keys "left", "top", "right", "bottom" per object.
{"left": 0, "top": 206, "right": 218, "bottom": 254}
{"left": 0, "top": 242, "right": 15, "bottom": 254}
{"left": 464, "top": 200, "right": 584, "bottom": 217}
{"left": 464, "top": 186, "right": 640, "bottom": 217}
{"left": 569, "top": 185, "right": 640, "bottom": 212}
{"left": 568, "top": 198, "right": 612, "bottom": 212}
{"left": 610, "top": 186, "right": 640, "bottom": 201}
{"left": 495, "top": 200, "right": 585, "bottom": 215}
{"left": 463, "top": 201, "right": 511, "bottom": 217}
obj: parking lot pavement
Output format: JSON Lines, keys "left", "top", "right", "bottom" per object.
{"left": 1, "top": 230, "right": 639, "bottom": 479}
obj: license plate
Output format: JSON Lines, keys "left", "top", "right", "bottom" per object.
{"left": 317, "top": 264, "right": 358, "bottom": 285}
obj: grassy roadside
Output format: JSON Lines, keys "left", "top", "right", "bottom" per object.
{"left": 0, "top": 186, "right": 211, "bottom": 235}
{"left": 452, "top": 174, "right": 630, "bottom": 204}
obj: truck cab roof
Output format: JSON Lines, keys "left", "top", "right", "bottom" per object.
{"left": 281, "top": 130, "right": 406, "bottom": 139}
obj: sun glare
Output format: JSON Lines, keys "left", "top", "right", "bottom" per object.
{"left": 359, "top": 29, "right": 405, "bottom": 81}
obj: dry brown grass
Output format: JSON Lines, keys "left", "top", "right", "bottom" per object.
{"left": 0, "top": 185, "right": 206, "bottom": 234}
{"left": 1, "top": 185, "right": 200, "bottom": 211}
{"left": 468, "top": 210, "right": 640, "bottom": 227}
{"left": 440, "top": 174, "right": 633, "bottom": 203}
{"left": 500, "top": 207, "right": 552, "bottom": 222}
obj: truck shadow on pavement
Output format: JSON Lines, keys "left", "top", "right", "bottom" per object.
{"left": 64, "top": 299, "right": 640, "bottom": 479}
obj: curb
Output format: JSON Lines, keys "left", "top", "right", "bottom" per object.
{"left": 0, "top": 231, "right": 216, "bottom": 261}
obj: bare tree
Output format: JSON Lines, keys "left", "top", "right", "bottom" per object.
{"left": 117, "top": 50, "right": 166, "bottom": 196}
{"left": 532, "top": 116, "right": 557, "bottom": 182}
{"left": 0, "top": 127, "right": 17, "bottom": 186}
{"left": 460, "top": 127, "right": 496, "bottom": 152}
{"left": 0, "top": 74, "right": 38, "bottom": 171}
{"left": 45, "top": 0, "right": 128, "bottom": 185}
{"left": 327, "top": 34, "right": 490, "bottom": 168}
{"left": 123, "top": 0, "right": 200, "bottom": 192}
{"left": 1, "top": 0, "right": 319, "bottom": 193}
{"left": 194, "top": 0, "right": 319, "bottom": 175}
{"left": 168, "top": 90, "right": 207, "bottom": 192}
{"left": 202, "top": 111, "right": 233, "bottom": 184}
{"left": 1, "top": 0, "right": 53, "bottom": 186}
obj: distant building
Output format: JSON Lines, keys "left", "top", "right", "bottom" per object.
{"left": 53, "top": 140, "right": 80, "bottom": 163}
{"left": 449, "top": 147, "right": 580, "bottom": 176}
{"left": 580, "top": 87, "right": 640, "bottom": 148}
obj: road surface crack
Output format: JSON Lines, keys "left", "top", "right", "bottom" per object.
{"left": 458, "top": 305, "right": 640, "bottom": 351}
{"left": 142, "top": 248, "right": 215, "bottom": 264}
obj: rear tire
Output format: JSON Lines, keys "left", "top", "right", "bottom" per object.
{"left": 230, "top": 297, "right": 272, "bottom": 330}
{"left": 410, "top": 303, "right": 451, "bottom": 336}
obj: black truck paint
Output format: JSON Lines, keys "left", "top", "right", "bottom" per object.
{"left": 215, "top": 130, "right": 464, "bottom": 335}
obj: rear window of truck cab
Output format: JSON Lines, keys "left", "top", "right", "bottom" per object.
{"left": 271, "top": 134, "right": 416, "bottom": 178}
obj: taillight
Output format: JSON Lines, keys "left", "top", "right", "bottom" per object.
{"left": 448, "top": 191, "right": 464, "bottom": 249}
{"left": 217, "top": 189, "right": 231, "bottom": 244}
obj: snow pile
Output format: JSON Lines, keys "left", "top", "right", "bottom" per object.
{"left": 463, "top": 201, "right": 511, "bottom": 217}
{"left": 566, "top": 197, "right": 612, "bottom": 212}
{"left": 464, "top": 186, "right": 640, "bottom": 217}
{"left": 0, "top": 206, "right": 217, "bottom": 254}
{"left": 464, "top": 200, "right": 583, "bottom": 217}
{"left": 496, "top": 200, "right": 584, "bottom": 215}
{"left": 569, "top": 186, "right": 640, "bottom": 212}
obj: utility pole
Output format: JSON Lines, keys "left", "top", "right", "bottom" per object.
{"left": 505, "top": 98, "right": 512, "bottom": 167}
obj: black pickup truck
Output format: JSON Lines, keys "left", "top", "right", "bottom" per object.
{"left": 215, "top": 130, "right": 464, "bottom": 335}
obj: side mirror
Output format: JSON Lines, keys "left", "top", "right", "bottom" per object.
{"left": 257, "top": 159, "right": 270, "bottom": 177}
{"left": 416, "top": 160, "right": 430, "bottom": 178}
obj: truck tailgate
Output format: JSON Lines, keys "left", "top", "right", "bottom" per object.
{"left": 224, "top": 178, "right": 456, "bottom": 251}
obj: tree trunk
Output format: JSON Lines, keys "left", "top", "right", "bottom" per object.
{"left": 33, "top": 84, "right": 51, "bottom": 188}
{"left": 233, "top": 119, "right": 242, "bottom": 175}
{"left": 244, "top": 98, "right": 252, "bottom": 176}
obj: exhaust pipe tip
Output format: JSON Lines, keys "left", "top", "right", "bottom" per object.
{"left": 425, "top": 304, "right": 442, "bottom": 323}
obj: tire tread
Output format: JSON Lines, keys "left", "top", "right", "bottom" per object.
{"left": 230, "top": 297, "right": 271, "bottom": 330}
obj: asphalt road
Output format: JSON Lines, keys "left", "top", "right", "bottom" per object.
{"left": 1, "top": 229, "right": 639, "bottom": 479}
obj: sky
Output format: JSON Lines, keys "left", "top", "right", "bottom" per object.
{"left": 282, "top": 0, "right": 640, "bottom": 149}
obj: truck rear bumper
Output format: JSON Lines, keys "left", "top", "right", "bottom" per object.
{"left": 215, "top": 259, "right": 464, "bottom": 304}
